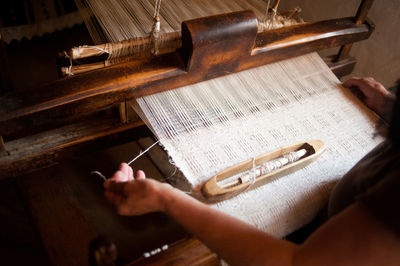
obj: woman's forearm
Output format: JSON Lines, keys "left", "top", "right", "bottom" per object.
{"left": 159, "top": 186, "right": 298, "bottom": 266}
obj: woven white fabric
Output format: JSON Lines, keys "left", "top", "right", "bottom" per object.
{"left": 137, "top": 53, "right": 384, "bottom": 237}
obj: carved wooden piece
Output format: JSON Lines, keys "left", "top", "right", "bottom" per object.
{"left": 0, "top": 13, "right": 374, "bottom": 139}
{"left": 181, "top": 11, "right": 258, "bottom": 78}
{"left": 202, "top": 140, "right": 325, "bottom": 201}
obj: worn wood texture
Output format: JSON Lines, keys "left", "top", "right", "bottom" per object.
{"left": 0, "top": 136, "right": 8, "bottom": 157}
{"left": 128, "top": 237, "right": 219, "bottom": 266}
{"left": 0, "top": 116, "right": 150, "bottom": 179}
{"left": 326, "top": 56, "right": 357, "bottom": 78}
{"left": 202, "top": 140, "right": 325, "bottom": 201}
{"left": 355, "top": 0, "right": 375, "bottom": 24}
{"left": 0, "top": 14, "right": 373, "bottom": 138}
{"left": 0, "top": 32, "right": 12, "bottom": 93}
{"left": 336, "top": 0, "right": 375, "bottom": 61}
{"left": 181, "top": 11, "right": 258, "bottom": 77}
{"left": 18, "top": 168, "right": 99, "bottom": 266}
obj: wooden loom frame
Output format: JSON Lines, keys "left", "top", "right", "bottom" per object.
{"left": 0, "top": 0, "right": 375, "bottom": 178}
{"left": 0, "top": 1, "right": 377, "bottom": 265}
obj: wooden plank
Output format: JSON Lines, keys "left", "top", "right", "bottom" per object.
{"left": 18, "top": 168, "right": 99, "bottom": 266}
{"left": 0, "top": 116, "right": 150, "bottom": 179}
{"left": 0, "top": 31, "right": 12, "bottom": 93}
{"left": 325, "top": 56, "right": 357, "bottom": 79}
{"left": 0, "top": 136, "right": 8, "bottom": 156}
{"left": 0, "top": 16, "right": 373, "bottom": 137}
{"left": 336, "top": 0, "right": 375, "bottom": 61}
{"left": 128, "top": 237, "right": 219, "bottom": 266}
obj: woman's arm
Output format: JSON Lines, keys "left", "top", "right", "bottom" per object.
{"left": 104, "top": 164, "right": 400, "bottom": 266}
{"left": 104, "top": 163, "right": 297, "bottom": 266}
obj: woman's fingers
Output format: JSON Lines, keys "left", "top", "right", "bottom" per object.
{"left": 342, "top": 77, "right": 361, "bottom": 88}
{"left": 119, "top": 163, "right": 134, "bottom": 181}
{"left": 136, "top": 170, "right": 146, "bottom": 179}
{"left": 104, "top": 179, "right": 130, "bottom": 197}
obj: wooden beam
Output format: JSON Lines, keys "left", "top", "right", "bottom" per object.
{"left": 128, "top": 237, "right": 218, "bottom": 266}
{"left": 336, "top": 0, "right": 375, "bottom": 61}
{"left": 0, "top": 31, "right": 12, "bottom": 93}
{"left": 0, "top": 116, "right": 150, "bottom": 179}
{"left": 326, "top": 56, "right": 357, "bottom": 79}
{"left": 0, "top": 136, "right": 7, "bottom": 156}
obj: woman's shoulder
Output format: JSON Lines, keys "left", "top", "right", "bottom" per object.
{"left": 328, "top": 140, "right": 400, "bottom": 234}
{"left": 328, "top": 140, "right": 399, "bottom": 216}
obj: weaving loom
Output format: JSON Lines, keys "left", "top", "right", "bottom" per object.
{"left": 0, "top": 0, "right": 380, "bottom": 264}
{"left": 134, "top": 52, "right": 382, "bottom": 236}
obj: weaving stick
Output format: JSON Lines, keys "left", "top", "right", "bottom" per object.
{"left": 202, "top": 140, "right": 325, "bottom": 200}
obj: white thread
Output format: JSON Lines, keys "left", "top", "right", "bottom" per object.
{"left": 127, "top": 140, "right": 160, "bottom": 165}
{"left": 91, "top": 171, "right": 107, "bottom": 181}
{"left": 76, "top": 0, "right": 300, "bottom": 44}
{"left": 237, "top": 149, "right": 306, "bottom": 185}
{"left": 250, "top": 157, "right": 256, "bottom": 185}
{"left": 165, "top": 166, "right": 178, "bottom": 180}
{"left": 90, "top": 140, "right": 160, "bottom": 181}
{"left": 63, "top": 51, "right": 73, "bottom": 76}
{"left": 82, "top": 45, "right": 110, "bottom": 55}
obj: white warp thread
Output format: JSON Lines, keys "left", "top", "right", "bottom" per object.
{"left": 78, "top": 0, "right": 267, "bottom": 42}
{"left": 77, "top": 0, "right": 300, "bottom": 44}
{"left": 137, "top": 53, "right": 383, "bottom": 237}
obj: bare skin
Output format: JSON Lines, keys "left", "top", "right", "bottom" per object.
{"left": 342, "top": 77, "right": 395, "bottom": 122}
{"left": 104, "top": 78, "right": 400, "bottom": 265}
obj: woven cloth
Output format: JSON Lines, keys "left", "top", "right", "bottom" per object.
{"left": 136, "top": 53, "right": 383, "bottom": 237}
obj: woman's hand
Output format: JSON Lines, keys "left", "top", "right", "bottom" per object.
{"left": 104, "top": 163, "right": 172, "bottom": 215}
{"left": 342, "top": 77, "right": 395, "bottom": 121}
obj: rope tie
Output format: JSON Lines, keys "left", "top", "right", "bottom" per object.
{"left": 150, "top": 0, "right": 162, "bottom": 55}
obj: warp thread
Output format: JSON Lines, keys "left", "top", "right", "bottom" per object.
{"left": 63, "top": 51, "right": 73, "bottom": 76}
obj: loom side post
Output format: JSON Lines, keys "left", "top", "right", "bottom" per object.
{"left": 335, "top": 0, "right": 375, "bottom": 62}
{"left": 0, "top": 136, "right": 8, "bottom": 157}
{"left": 0, "top": 31, "right": 12, "bottom": 93}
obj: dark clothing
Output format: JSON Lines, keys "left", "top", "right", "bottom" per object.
{"left": 328, "top": 140, "right": 400, "bottom": 235}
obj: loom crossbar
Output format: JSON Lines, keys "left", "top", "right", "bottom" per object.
{"left": 0, "top": 13, "right": 373, "bottom": 138}
{"left": 0, "top": 11, "right": 374, "bottom": 178}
